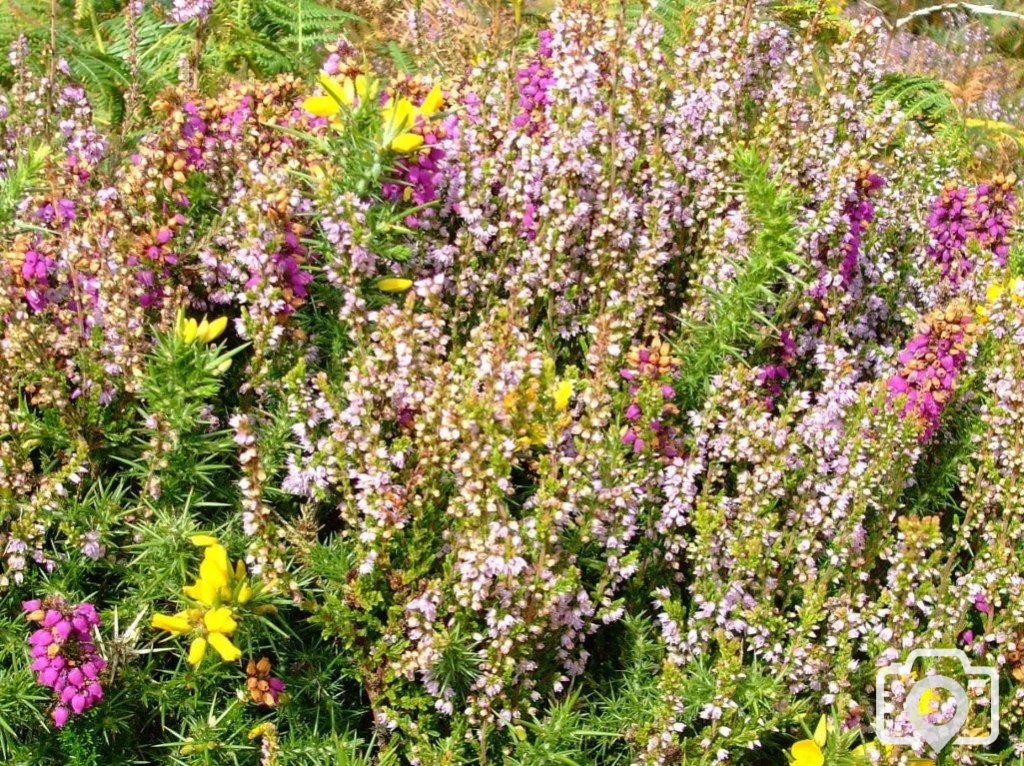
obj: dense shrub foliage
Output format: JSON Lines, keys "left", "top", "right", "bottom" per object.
{"left": 1, "top": 1, "right": 1024, "bottom": 764}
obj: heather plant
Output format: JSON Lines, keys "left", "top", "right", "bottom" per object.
{"left": 1, "top": 0, "right": 1024, "bottom": 764}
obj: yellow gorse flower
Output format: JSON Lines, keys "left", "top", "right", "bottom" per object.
{"left": 178, "top": 312, "right": 228, "bottom": 345}
{"left": 503, "top": 360, "right": 576, "bottom": 450}
{"left": 553, "top": 379, "right": 573, "bottom": 411}
{"left": 376, "top": 277, "right": 414, "bottom": 293}
{"left": 917, "top": 686, "right": 942, "bottom": 715}
{"left": 851, "top": 740, "right": 896, "bottom": 763}
{"left": 381, "top": 85, "right": 444, "bottom": 154}
{"left": 303, "top": 74, "right": 378, "bottom": 121}
{"left": 977, "top": 276, "right": 1024, "bottom": 321}
{"left": 248, "top": 722, "right": 276, "bottom": 740}
{"left": 151, "top": 536, "right": 251, "bottom": 666}
{"left": 788, "top": 715, "right": 827, "bottom": 766}
{"left": 302, "top": 73, "right": 444, "bottom": 155}
{"left": 418, "top": 85, "right": 444, "bottom": 118}
{"left": 381, "top": 96, "right": 423, "bottom": 153}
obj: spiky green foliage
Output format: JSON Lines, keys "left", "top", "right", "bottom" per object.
{"left": 673, "top": 149, "right": 803, "bottom": 412}
{"left": 0, "top": 144, "right": 50, "bottom": 225}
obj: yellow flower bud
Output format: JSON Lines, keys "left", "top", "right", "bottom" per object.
{"left": 181, "top": 318, "right": 199, "bottom": 344}
{"left": 205, "top": 316, "right": 228, "bottom": 342}
{"left": 390, "top": 132, "right": 425, "bottom": 154}
{"left": 418, "top": 85, "right": 444, "bottom": 117}
{"left": 554, "top": 380, "right": 573, "bottom": 411}
{"left": 377, "top": 277, "right": 414, "bottom": 293}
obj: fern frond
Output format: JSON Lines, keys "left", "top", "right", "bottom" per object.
{"left": 873, "top": 73, "right": 958, "bottom": 127}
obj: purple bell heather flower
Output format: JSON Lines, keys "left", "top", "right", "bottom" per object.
{"left": 926, "top": 176, "right": 1018, "bottom": 284}
{"left": 887, "top": 305, "right": 977, "bottom": 440}
{"left": 52, "top": 706, "right": 70, "bottom": 728}
{"left": 24, "top": 597, "right": 106, "bottom": 725}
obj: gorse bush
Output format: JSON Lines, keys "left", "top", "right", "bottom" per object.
{"left": 1, "top": 0, "right": 1023, "bottom": 764}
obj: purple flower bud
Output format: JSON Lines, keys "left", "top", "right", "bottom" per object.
{"left": 29, "top": 630, "right": 54, "bottom": 647}
{"left": 52, "top": 706, "right": 70, "bottom": 728}
{"left": 52, "top": 620, "right": 72, "bottom": 642}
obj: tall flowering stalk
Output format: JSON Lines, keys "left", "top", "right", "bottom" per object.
{"left": 886, "top": 304, "right": 978, "bottom": 439}
{"left": 926, "top": 175, "right": 1018, "bottom": 285}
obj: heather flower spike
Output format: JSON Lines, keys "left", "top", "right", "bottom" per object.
{"left": 245, "top": 657, "right": 286, "bottom": 706}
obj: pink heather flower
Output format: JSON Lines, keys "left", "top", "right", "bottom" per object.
{"left": 512, "top": 30, "right": 555, "bottom": 134}
{"left": 839, "top": 166, "right": 885, "bottom": 286}
{"left": 886, "top": 305, "right": 977, "bottom": 440}
{"left": 973, "top": 592, "right": 993, "bottom": 615}
{"left": 926, "top": 176, "right": 1017, "bottom": 284}
{"left": 168, "top": 0, "right": 213, "bottom": 24}
{"left": 25, "top": 597, "right": 106, "bottom": 726}
{"left": 620, "top": 338, "right": 681, "bottom": 458}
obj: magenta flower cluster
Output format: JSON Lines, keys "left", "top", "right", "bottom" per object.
{"left": 926, "top": 177, "right": 1017, "bottom": 284}
{"left": 242, "top": 228, "right": 313, "bottom": 316}
{"left": 620, "top": 340, "right": 681, "bottom": 458}
{"left": 756, "top": 328, "right": 796, "bottom": 406}
{"left": 973, "top": 178, "right": 1017, "bottom": 265}
{"left": 927, "top": 185, "right": 976, "bottom": 283}
{"left": 886, "top": 307, "right": 976, "bottom": 439}
{"left": 20, "top": 250, "right": 54, "bottom": 312}
{"left": 24, "top": 598, "right": 105, "bottom": 727}
{"left": 512, "top": 29, "right": 554, "bottom": 132}
{"left": 383, "top": 112, "right": 456, "bottom": 229}
{"left": 839, "top": 166, "right": 885, "bottom": 285}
